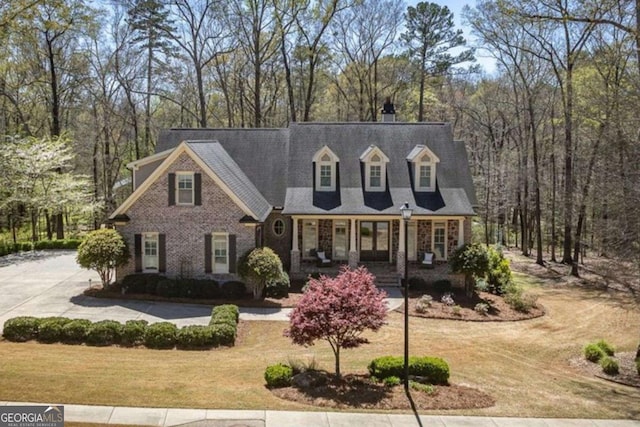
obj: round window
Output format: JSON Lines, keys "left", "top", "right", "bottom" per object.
{"left": 272, "top": 218, "right": 285, "bottom": 236}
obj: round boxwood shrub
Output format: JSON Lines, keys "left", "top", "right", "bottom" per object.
{"left": 61, "top": 319, "right": 92, "bottom": 344}
{"left": 85, "top": 320, "right": 124, "bottom": 346}
{"left": 220, "top": 281, "right": 246, "bottom": 300}
{"left": 210, "top": 323, "right": 236, "bottom": 347}
{"left": 584, "top": 343, "right": 605, "bottom": 362}
{"left": 176, "top": 325, "right": 215, "bottom": 349}
{"left": 407, "top": 276, "right": 428, "bottom": 291}
{"left": 121, "top": 320, "right": 148, "bottom": 346}
{"left": 431, "top": 279, "right": 452, "bottom": 294}
{"left": 177, "top": 279, "right": 203, "bottom": 299}
{"left": 595, "top": 339, "right": 615, "bottom": 356}
{"left": 367, "top": 355, "right": 450, "bottom": 385}
{"left": 144, "top": 322, "right": 178, "bottom": 349}
{"left": 264, "top": 363, "right": 293, "bottom": 388}
{"left": 37, "top": 318, "right": 72, "bottom": 343}
{"left": 600, "top": 356, "right": 619, "bottom": 375}
{"left": 121, "top": 274, "right": 149, "bottom": 294}
{"left": 3, "top": 317, "right": 41, "bottom": 342}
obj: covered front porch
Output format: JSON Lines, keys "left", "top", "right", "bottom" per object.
{"left": 289, "top": 215, "right": 470, "bottom": 279}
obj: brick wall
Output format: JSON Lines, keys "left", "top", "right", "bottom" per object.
{"left": 263, "top": 212, "right": 291, "bottom": 270}
{"left": 115, "top": 152, "right": 256, "bottom": 280}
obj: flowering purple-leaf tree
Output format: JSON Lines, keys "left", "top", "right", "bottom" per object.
{"left": 285, "top": 266, "right": 388, "bottom": 378}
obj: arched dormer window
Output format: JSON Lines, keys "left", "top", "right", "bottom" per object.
{"left": 406, "top": 145, "right": 440, "bottom": 192}
{"left": 360, "top": 145, "right": 389, "bottom": 192}
{"left": 312, "top": 146, "right": 339, "bottom": 192}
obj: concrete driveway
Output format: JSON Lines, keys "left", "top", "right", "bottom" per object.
{"left": 0, "top": 251, "right": 402, "bottom": 332}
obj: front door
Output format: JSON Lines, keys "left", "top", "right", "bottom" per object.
{"left": 360, "top": 221, "right": 389, "bottom": 261}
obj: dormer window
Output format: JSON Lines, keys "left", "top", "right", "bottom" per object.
{"left": 407, "top": 145, "right": 439, "bottom": 192}
{"left": 360, "top": 146, "right": 389, "bottom": 192}
{"left": 312, "top": 146, "right": 339, "bottom": 192}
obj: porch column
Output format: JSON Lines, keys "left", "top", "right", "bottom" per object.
{"left": 397, "top": 219, "right": 406, "bottom": 276}
{"left": 458, "top": 218, "right": 465, "bottom": 247}
{"left": 291, "top": 217, "right": 300, "bottom": 273}
{"left": 348, "top": 218, "right": 358, "bottom": 268}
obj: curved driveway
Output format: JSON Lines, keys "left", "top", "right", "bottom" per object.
{"left": 0, "top": 251, "right": 402, "bottom": 331}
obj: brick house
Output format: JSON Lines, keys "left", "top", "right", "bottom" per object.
{"left": 109, "top": 120, "right": 477, "bottom": 282}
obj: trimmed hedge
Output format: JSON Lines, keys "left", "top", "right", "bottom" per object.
{"left": 264, "top": 363, "right": 293, "bottom": 388}
{"left": 121, "top": 320, "right": 148, "bottom": 346}
{"left": 144, "top": 322, "right": 178, "bottom": 349}
{"left": 0, "top": 239, "right": 81, "bottom": 257}
{"left": 37, "top": 317, "right": 72, "bottom": 344}
{"left": 2, "top": 316, "right": 41, "bottom": 342}
{"left": 2, "top": 306, "right": 240, "bottom": 349}
{"left": 368, "top": 355, "right": 450, "bottom": 385}
{"left": 176, "top": 325, "right": 215, "bottom": 349}
{"left": 62, "top": 319, "right": 92, "bottom": 344}
{"left": 219, "top": 281, "right": 246, "bottom": 299}
{"left": 86, "top": 320, "right": 124, "bottom": 346}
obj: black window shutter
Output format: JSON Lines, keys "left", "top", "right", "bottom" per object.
{"left": 204, "top": 234, "right": 212, "bottom": 273}
{"left": 168, "top": 173, "right": 176, "bottom": 206}
{"left": 134, "top": 234, "right": 142, "bottom": 272}
{"left": 194, "top": 173, "right": 202, "bottom": 205}
{"left": 158, "top": 234, "right": 166, "bottom": 273}
{"left": 228, "top": 234, "right": 237, "bottom": 273}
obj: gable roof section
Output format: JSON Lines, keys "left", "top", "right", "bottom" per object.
{"left": 110, "top": 141, "right": 272, "bottom": 222}
{"left": 157, "top": 128, "right": 289, "bottom": 206}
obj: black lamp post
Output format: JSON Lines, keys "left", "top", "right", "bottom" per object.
{"left": 400, "top": 201, "right": 413, "bottom": 391}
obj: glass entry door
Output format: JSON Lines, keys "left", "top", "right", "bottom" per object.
{"left": 360, "top": 221, "right": 389, "bottom": 261}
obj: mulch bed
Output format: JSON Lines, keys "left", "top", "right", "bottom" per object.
{"left": 403, "top": 290, "right": 545, "bottom": 321}
{"left": 569, "top": 352, "right": 640, "bottom": 389}
{"left": 270, "top": 372, "right": 495, "bottom": 410}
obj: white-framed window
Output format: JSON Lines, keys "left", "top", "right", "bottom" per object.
{"left": 361, "top": 146, "right": 389, "bottom": 192}
{"left": 143, "top": 232, "right": 159, "bottom": 272}
{"left": 313, "top": 146, "right": 339, "bottom": 192}
{"left": 176, "top": 172, "right": 194, "bottom": 205}
{"left": 272, "top": 218, "right": 285, "bottom": 237}
{"left": 212, "top": 233, "right": 229, "bottom": 273}
{"left": 302, "top": 219, "right": 318, "bottom": 258}
{"left": 432, "top": 221, "right": 447, "bottom": 260}
{"left": 407, "top": 146, "right": 439, "bottom": 192}
{"left": 333, "top": 220, "right": 348, "bottom": 260}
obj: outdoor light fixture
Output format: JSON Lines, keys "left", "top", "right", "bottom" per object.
{"left": 400, "top": 202, "right": 412, "bottom": 391}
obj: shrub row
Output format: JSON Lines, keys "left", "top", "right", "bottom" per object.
{"left": 0, "top": 239, "right": 81, "bottom": 257}
{"left": 367, "top": 355, "right": 450, "bottom": 385}
{"left": 121, "top": 274, "right": 247, "bottom": 300}
{"left": 406, "top": 277, "right": 452, "bottom": 293}
{"left": 3, "top": 308, "right": 240, "bottom": 350}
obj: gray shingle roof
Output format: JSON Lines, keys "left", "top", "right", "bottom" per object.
{"left": 159, "top": 128, "right": 289, "bottom": 206}
{"left": 186, "top": 141, "right": 272, "bottom": 222}
{"left": 156, "top": 123, "right": 477, "bottom": 216}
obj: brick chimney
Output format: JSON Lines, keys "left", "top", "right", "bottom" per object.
{"left": 381, "top": 96, "right": 395, "bottom": 122}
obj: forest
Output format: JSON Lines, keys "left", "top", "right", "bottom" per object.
{"left": 0, "top": 0, "right": 638, "bottom": 277}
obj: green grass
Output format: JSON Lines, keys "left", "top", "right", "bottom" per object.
{"left": 0, "top": 272, "right": 639, "bottom": 418}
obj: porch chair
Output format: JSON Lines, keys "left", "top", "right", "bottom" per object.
{"left": 421, "top": 252, "right": 435, "bottom": 269}
{"left": 315, "top": 250, "right": 332, "bottom": 267}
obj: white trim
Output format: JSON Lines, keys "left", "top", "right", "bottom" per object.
{"left": 142, "top": 232, "right": 159, "bottom": 272}
{"left": 407, "top": 145, "right": 440, "bottom": 192}
{"left": 110, "top": 142, "right": 267, "bottom": 221}
{"left": 432, "top": 221, "right": 447, "bottom": 261}
{"left": 312, "top": 146, "right": 339, "bottom": 192}
{"left": 212, "top": 232, "right": 229, "bottom": 274}
{"left": 175, "top": 171, "right": 194, "bottom": 206}
{"left": 301, "top": 219, "right": 318, "bottom": 259}
{"left": 126, "top": 148, "right": 173, "bottom": 170}
{"left": 332, "top": 219, "right": 348, "bottom": 260}
{"left": 360, "top": 146, "right": 389, "bottom": 192}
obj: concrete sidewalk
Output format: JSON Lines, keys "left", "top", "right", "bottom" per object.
{"left": 1, "top": 402, "right": 637, "bottom": 427}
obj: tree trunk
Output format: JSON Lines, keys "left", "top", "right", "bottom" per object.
{"left": 196, "top": 65, "right": 207, "bottom": 128}
{"left": 562, "top": 63, "right": 575, "bottom": 264}
{"left": 334, "top": 345, "right": 341, "bottom": 378}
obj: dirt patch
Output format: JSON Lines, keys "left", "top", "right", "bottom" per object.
{"left": 270, "top": 372, "right": 495, "bottom": 410}
{"left": 403, "top": 290, "right": 544, "bottom": 322}
{"left": 569, "top": 352, "right": 640, "bottom": 389}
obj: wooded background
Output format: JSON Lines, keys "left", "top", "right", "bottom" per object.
{"left": 0, "top": 0, "right": 638, "bottom": 277}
